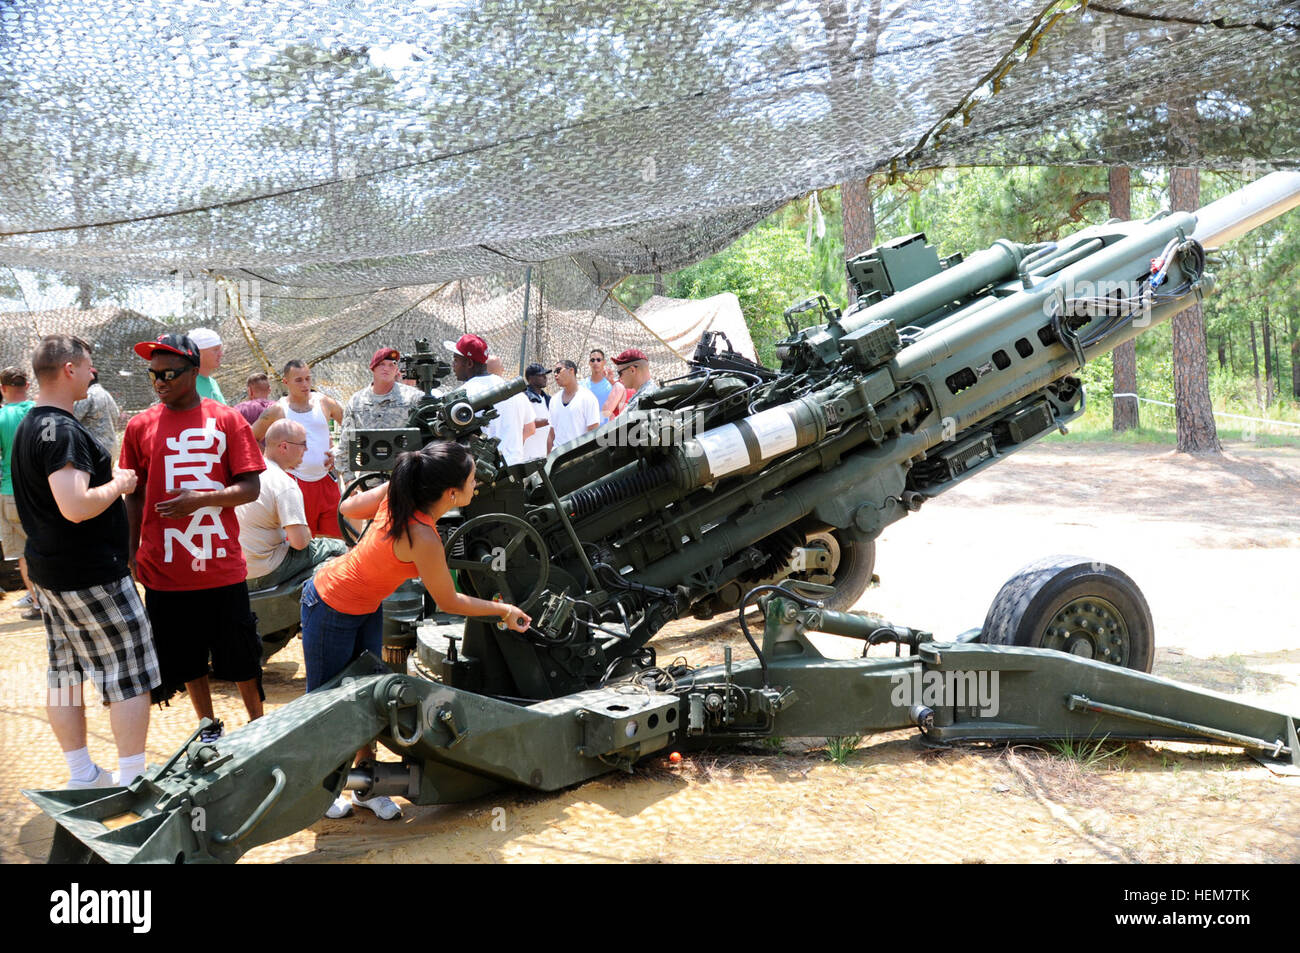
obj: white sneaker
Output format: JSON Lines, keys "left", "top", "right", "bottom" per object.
{"left": 66, "top": 766, "right": 114, "bottom": 789}
{"left": 325, "top": 793, "right": 353, "bottom": 818}
{"left": 353, "top": 793, "right": 402, "bottom": 820}
{"left": 15, "top": 593, "right": 32, "bottom": 608}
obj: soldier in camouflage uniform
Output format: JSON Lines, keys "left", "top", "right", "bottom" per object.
{"left": 335, "top": 347, "right": 423, "bottom": 489}
{"left": 73, "top": 372, "right": 122, "bottom": 456}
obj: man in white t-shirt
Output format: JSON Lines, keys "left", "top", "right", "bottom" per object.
{"left": 548, "top": 360, "right": 601, "bottom": 452}
{"left": 445, "top": 334, "right": 534, "bottom": 466}
{"left": 239, "top": 419, "right": 346, "bottom": 591}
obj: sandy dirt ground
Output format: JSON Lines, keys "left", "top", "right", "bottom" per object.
{"left": 2, "top": 441, "right": 1297, "bottom": 864}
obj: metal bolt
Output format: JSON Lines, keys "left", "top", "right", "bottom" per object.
{"left": 1111, "top": 635, "right": 1122, "bottom": 645}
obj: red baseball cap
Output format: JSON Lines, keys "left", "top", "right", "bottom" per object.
{"left": 133, "top": 332, "right": 201, "bottom": 366}
{"left": 612, "top": 347, "right": 649, "bottom": 366}
{"left": 370, "top": 346, "right": 400, "bottom": 370}
{"left": 444, "top": 333, "right": 488, "bottom": 364}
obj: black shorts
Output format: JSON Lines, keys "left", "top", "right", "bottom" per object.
{"left": 144, "top": 582, "right": 262, "bottom": 704}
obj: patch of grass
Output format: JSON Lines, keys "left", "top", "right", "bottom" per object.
{"left": 760, "top": 736, "right": 785, "bottom": 751}
{"left": 1048, "top": 734, "right": 1128, "bottom": 770}
{"left": 1041, "top": 400, "right": 1300, "bottom": 449}
{"left": 824, "top": 735, "right": 863, "bottom": 766}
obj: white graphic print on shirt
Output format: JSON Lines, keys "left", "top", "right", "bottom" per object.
{"left": 162, "top": 418, "right": 229, "bottom": 571}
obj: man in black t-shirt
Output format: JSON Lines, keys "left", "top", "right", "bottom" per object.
{"left": 13, "top": 335, "right": 159, "bottom": 790}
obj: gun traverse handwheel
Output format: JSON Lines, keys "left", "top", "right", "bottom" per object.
{"left": 338, "top": 473, "right": 391, "bottom": 548}
{"left": 443, "top": 513, "right": 550, "bottom": 613}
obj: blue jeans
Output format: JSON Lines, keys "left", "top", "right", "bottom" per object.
{"left": 300, "top": 578, "right": 383, "bottom": 692}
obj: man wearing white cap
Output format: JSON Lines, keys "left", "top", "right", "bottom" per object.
{"left": 188, "top": 328, "right": 226, "bottom": 405}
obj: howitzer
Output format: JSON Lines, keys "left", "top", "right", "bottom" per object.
{"left": 28, "top": 172, "right": 1300, "bottom": 863}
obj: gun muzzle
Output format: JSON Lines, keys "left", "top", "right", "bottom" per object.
{"left": 441, "top": 376, "right": 528, "bottom": 433}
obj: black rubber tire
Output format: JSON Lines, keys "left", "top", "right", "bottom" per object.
{"left": 260, "top": 626, "right": 299, "bottom": 663}
{"left": 0, "top": 543, "right": 24, "bottom": 591}
{"left": 980, "top": 554, "right": 1154, "bottom": 672}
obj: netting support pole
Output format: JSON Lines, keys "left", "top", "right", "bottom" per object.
{"left": 212, "top": 272, "right": 276, "bottom": 379}
{"left": 518, "top": 266, "right": 532, "bottom": 376}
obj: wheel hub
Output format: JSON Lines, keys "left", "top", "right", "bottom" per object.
{"left": 1042, "top": 597, "right": 1128, "bottom": 666}
{"left": 799, "top": 531, "right": 842, "bottom": 586}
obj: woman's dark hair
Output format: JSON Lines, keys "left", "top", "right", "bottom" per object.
{"left": 385, "top": 441, "right": 474, "bottom": 544}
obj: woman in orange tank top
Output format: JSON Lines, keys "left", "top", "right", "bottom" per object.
{"left": 300, "top": 441, "right": 531, "bottom": 820}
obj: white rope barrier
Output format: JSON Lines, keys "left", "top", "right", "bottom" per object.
{"left": 1112, "top": 393, "right": 1300, "bottom": 430}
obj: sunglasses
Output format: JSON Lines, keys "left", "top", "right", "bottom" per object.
{"left": 553, "top": 367, "right": 565, "bottom": 375}
{"left": 589, "top": 357, "right": 603, "bottom": 363}
{"left": 147, "top": 366, "right": 194, "bottom": 383}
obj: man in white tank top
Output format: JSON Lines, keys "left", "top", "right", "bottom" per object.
{"left": 252, "top": 360, "right": 345, "bottom": 537}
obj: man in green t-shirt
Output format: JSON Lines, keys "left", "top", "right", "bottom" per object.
{"left": 188, "top": 327, "right": 226, "bottom": 404}
{"left": 0, "top": 366, "right": 39, "bottom": 618}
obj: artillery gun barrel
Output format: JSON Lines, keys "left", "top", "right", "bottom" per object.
{"left": 445, "top": 375, "right": 527, "bottom": 413}
{"left": 895, "top": 212, "right": 1200, "bottom": 437}
{"left": 435, "top": 376, "right": 527, "bottom": 430}
{"left": 838, "top": 240, "right": 1032, "bottom": 337}
{"left": 636, "top": 173, "right": 1300, "bottom": 594}
{"left": 1192, "top": 171, "right": 1300, "bottom": 249}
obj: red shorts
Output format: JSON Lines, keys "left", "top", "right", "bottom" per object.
{"left": 293, "top": 473, "right": 342, "bottom": 538}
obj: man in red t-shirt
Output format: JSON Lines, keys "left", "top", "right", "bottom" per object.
{"left": 121, "top": 333, "right": 266, "bottom": 743}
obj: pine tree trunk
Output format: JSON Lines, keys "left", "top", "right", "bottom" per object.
{"left": 1168, "top": 165, "right": 1220, "bottom": 453}
{"left": 1216, "top": 337, "right": 1226, "bottom": 369}
{"left": 1261, "top": 305, "right": 1273, "bottom": 406}
{"left": 841, "top": 177, "right": 877, "bottom": 306}
{"left": 1109, "top": 168, "right": 1139, "bottom": 432}
{"left": 1249, "top": 321, "right": 1262, "bottom": 411}
{"left": 1291, "top": 312, "right": 1300, "bottom": 399}
{"left": 1270, "top": 307, "right": 1282, "bottom": 405}
{"left": 821, "top": 1, "right": 886, "bottom": 308}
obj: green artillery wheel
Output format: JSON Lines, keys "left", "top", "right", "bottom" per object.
{"left": 979, "top": 555, "right": 1154, "bottom": 672}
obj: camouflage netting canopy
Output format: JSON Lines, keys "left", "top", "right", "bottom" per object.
{"left": 2, "top": 0, "right": 1298, "bottom": 288}
{"left": 0, "top": 0, "right": 1297, "bottom": 402}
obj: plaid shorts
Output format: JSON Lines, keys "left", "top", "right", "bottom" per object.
{"left": 35, "top": 576, "right": 160, "bottom": 704}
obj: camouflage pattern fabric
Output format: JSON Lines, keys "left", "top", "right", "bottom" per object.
{"left": 337, "top": 382, "right": 422, "bottom": 486}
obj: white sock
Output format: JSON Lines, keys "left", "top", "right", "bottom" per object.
{"left": 64, "top": 746, "right": 97, "bottom": 782}
{"left": 117, "top": 753, "right": 147, "bottom": 785}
